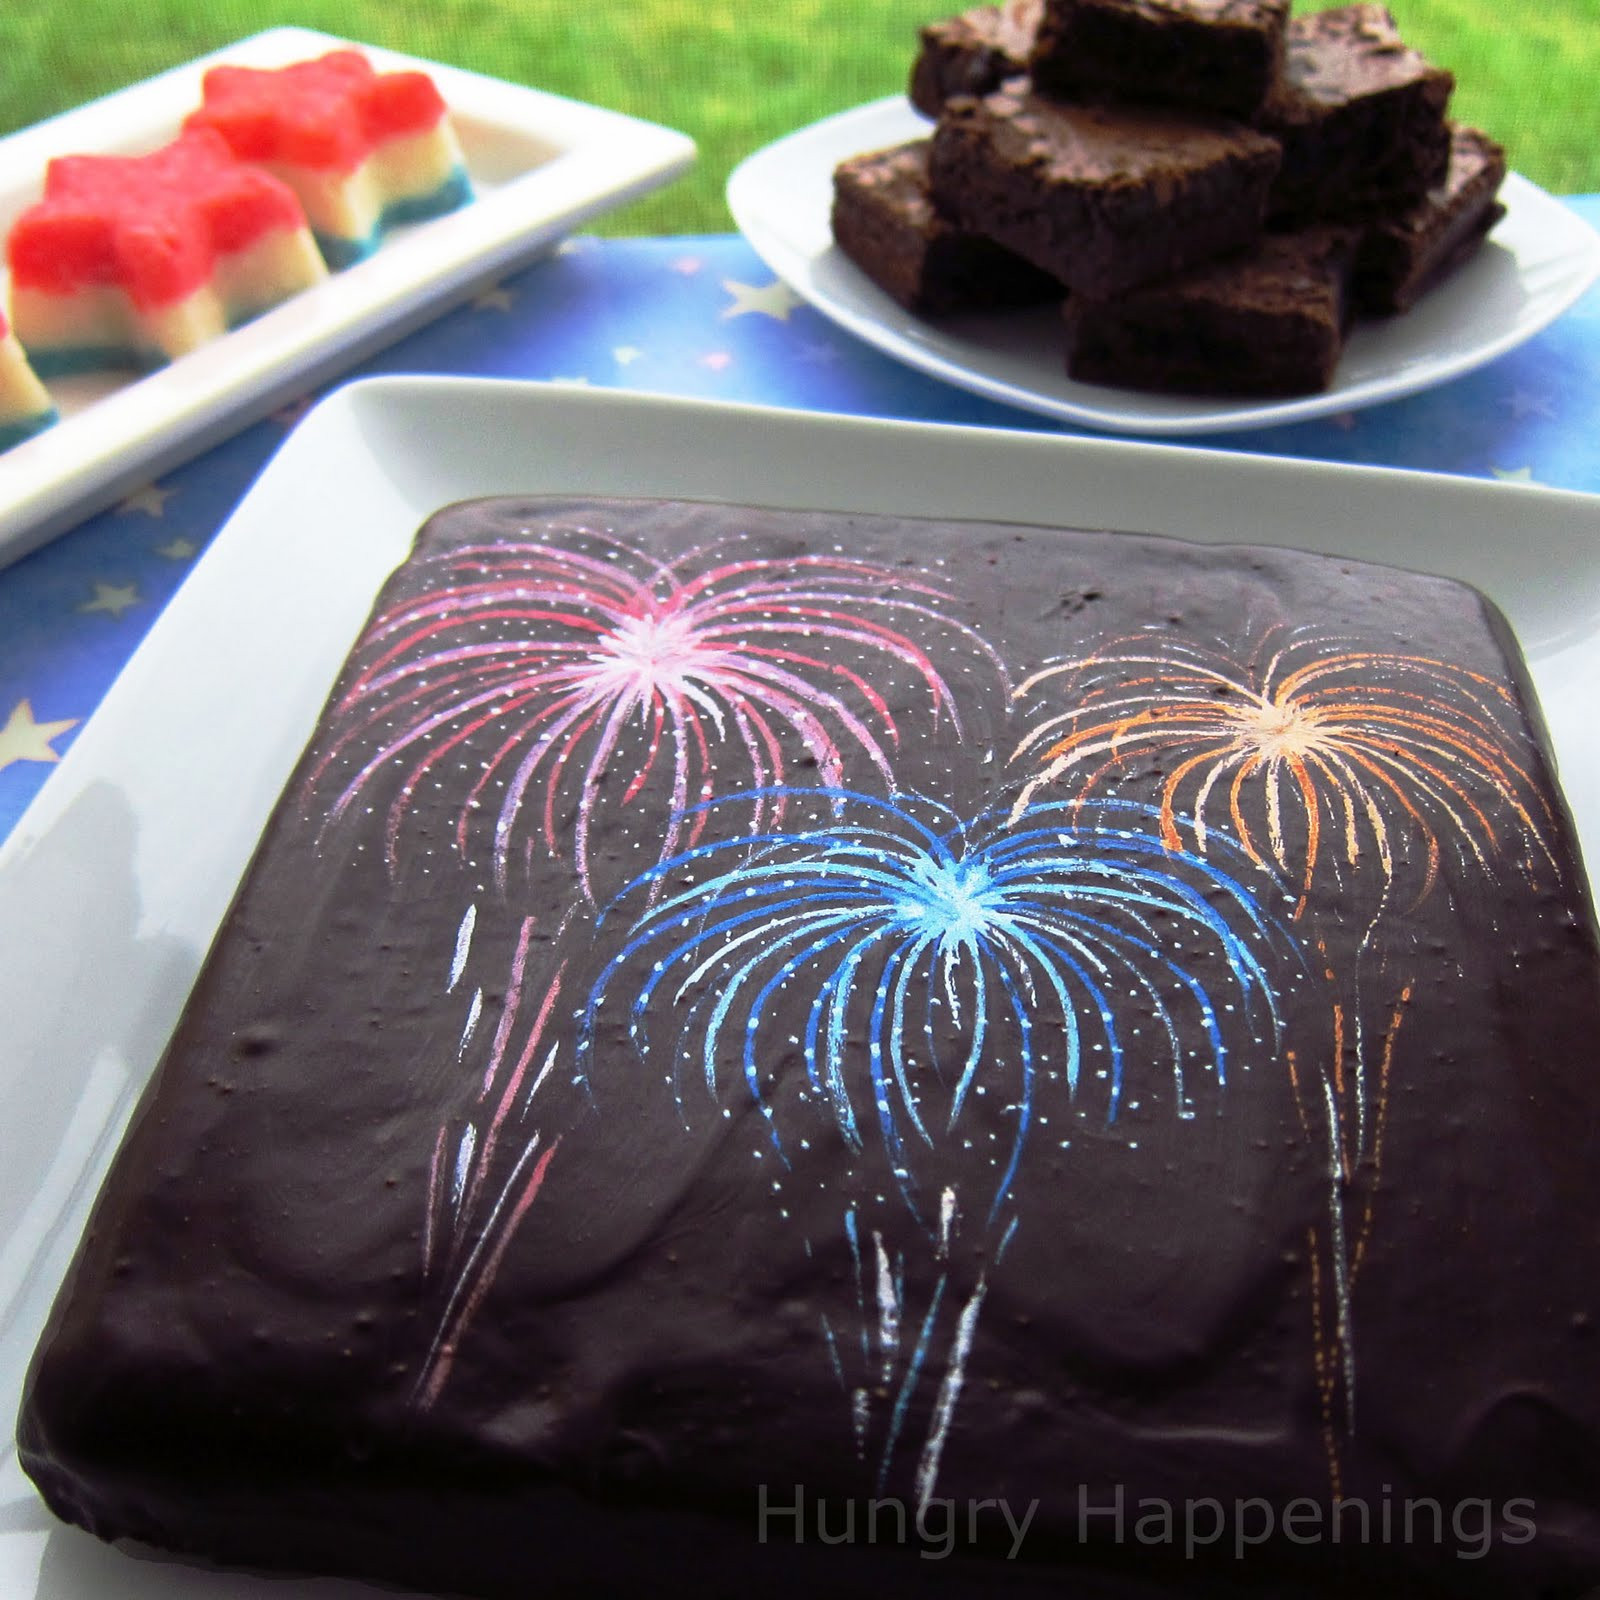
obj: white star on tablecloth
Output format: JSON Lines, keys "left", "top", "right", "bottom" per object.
{"left": 156, "top": 537, "right": 197, "bottom": 561}
{"left": 117, "top": 483, "right": 173, "bottom": 517}
{"left": 613, "top": 346, "right": 644, "bottom": 367}
{"left": 720, "top": 279, "right": 801, "bottom": 321}
{"left": 0, "top": 699, "right": 78, "bottom": 773}
{"left": 78, "top": 581, "right": 140, "bottom": 617}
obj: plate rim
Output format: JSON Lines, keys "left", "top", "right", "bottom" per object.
{"left": 726, "top": 94, "right": 1600, "bottom": 438}
{"left": 0, "top": 27, "right": 697, "bottom": 570}
{"left": 9, "top": 372, "right": 1600, "bottom": 862}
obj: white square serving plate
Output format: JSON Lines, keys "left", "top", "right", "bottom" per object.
{"left": 2, "top": 379, "right": 1598, "bottom": 1599}
{"left": 0, "top": 29, "right": 696, "bottom": 569}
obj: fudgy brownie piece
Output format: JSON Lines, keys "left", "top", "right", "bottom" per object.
{"left": 831, "top": 140, "right": 1063, "bottom": 313}
{"left": 1030, "top": 0, "right": 1290, "bottom": 121}
{"left": 1062, "top": 225, "right": 1360, "bottom": 396}
{"left": 909, "top": 0, "right": 1042, "bottom": 118}
{"left": 1258, "top": 3, "right": 1454, "bottom": 224}
{"left": 1354, "top": 124, "right": 1507, "bottom": 314}
{"left": 927, "top": 81, "right": 1281, "bottom": 298}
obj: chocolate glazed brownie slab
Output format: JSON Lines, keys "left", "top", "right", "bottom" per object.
{"left": 19, "top": 497, "right": 1600, "bottom": 1600}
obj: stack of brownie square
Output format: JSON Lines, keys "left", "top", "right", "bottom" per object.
{"left": 830, "top": 1, "right": 1509, "bottom": 397}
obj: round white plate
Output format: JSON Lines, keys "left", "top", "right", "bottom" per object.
{"left": 727, "top": 96, "right": 1600, "bottom": 437}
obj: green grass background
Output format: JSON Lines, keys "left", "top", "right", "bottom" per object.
{"left": 2, "top": 0, "right": 1595, "bottom": 235}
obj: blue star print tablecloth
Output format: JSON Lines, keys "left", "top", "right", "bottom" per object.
{"left": 2, "top": 211, "right": 1599, "bottom": 841}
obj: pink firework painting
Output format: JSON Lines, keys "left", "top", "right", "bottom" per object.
{"left": 306, "top": 521, "right": 1006, "bottom": 900}
{"left": 417, "top": 908, "right": 570, "bottom": 1409}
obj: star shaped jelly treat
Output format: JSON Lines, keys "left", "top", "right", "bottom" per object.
{"left": 5, "top": 128, "right": 326, "bottom": 374}
{"left": 186, "top": 50, "right": 472, "bottom": 269}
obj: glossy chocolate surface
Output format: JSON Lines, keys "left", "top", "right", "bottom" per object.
{"left": 20, "top": 498, "right": 1600, "bottom": 1599}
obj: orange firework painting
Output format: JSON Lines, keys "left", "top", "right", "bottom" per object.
{"left": 1010, "top": 626, "right": 1558, "bottom": 913}
{"left": 1011, "top": 622, "right": 1564, "bottom": 1498}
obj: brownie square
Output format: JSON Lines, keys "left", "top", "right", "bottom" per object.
{"left": 1258, "top": 3, "right": 1454, "bottom": 224}
{"left": 1030, "top": 0, "right": 1290, "bottom": 121}
{"left": 832, "top": 140, "right": 1063, "bottom": 314}
{"left": 909, "top": 0, "right": 1042, "bottom": 119}
{"left": 927, "top": 81, "right": 1282, "bottom": 298}
{"left": 1062, "top": 224, "right": 1360, "bottom": 395}
{"left": 1354, "top": 124, "right": 1507, "bottom": 314}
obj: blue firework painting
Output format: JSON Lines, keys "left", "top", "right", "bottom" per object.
{"left": 579, "top": 786, "right": 1299, "bottom": 1503}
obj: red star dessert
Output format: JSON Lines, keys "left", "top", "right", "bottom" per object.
{"left": 185, "top": 50, "right": 473, "bottom": 270}
{"left": 5, "top": 127, "right": 327, "bottom": 375}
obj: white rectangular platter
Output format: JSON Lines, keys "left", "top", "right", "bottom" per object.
{"left": 2, "top": 379, "right": 1597, "bottom": 1599}
{"left": 0, "top": 30, "right": 696, "bottom": 569}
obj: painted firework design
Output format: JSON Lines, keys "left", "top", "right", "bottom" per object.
{"left": 1286, "top": 977, "right": 1414, "bottom": 1498}
{"left": 360, "top": 519, "right": 1006, "bottom": 1411}
{"left": 1009, "top": 624, "right": 1559, "bottom": 1487}
{"left": 1010, "top": 627, "right": 1557, "bottom": 914}
{"left": 416, "top": 905, "right": 571, "bottom": 1407}
{"left": 578, "top": 787, "right": 1293, "bottom": 1505}
{"left": 356, "top": 515, "right": 1562, "bottom": 1509}
{"left": 304, "top": 523, "right": 1005, "bottom": 899}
